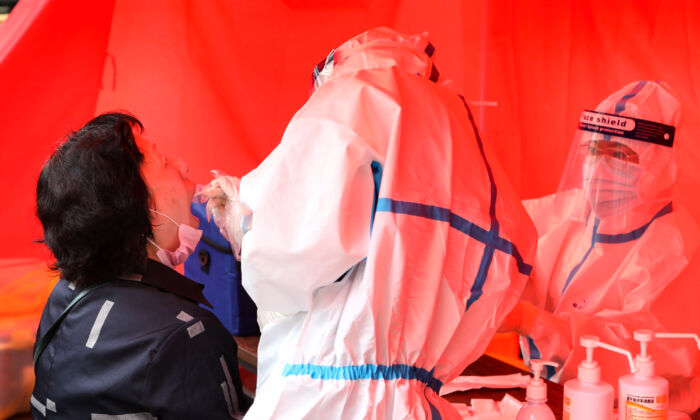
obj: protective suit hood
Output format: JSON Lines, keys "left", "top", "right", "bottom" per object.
{"left": 556, "top": 80, "right": 681, "bottom": 231}
{"left": 311, "top": 27, "right": 438, "bottom": 92}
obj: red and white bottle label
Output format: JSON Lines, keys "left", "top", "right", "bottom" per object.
{"left": 624, "top": 393, "right": 668, "bottom": 419}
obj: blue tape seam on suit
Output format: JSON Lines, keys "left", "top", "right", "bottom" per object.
{"left": 373, "top": 97, "right": 532, "bottom": 311}
{"left": 461, "top": 97, "right": 500, "bottom": 310}
{"left": 375, "top": 199, "right": 533, "bottom": 277}
{"left": 282, "top": 363, "right": 443, "bottom": 393}
{"left": 562, "top": 202, "right": 672, "bottom": 294}
{"left": 603, "top": 80, "right": 647, "bottom": 141}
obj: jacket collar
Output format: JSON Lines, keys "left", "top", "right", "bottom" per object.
{"left": 135, "top": 259, "right": 213, "bottom": 308}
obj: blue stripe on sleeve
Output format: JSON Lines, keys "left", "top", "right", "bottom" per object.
{"left": 376, "top": 198, "right": 450, "bottom": 222}
{"left": 376, "top": 198, "right": 532, "bottom": 277}
{"left": 282, "top": 363, "right": 443, "bottom": 393}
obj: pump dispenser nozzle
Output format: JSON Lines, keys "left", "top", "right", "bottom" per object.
{"left": 580, "top": 335, "right": 637, "bottom": 374}
{"left": 633, "top": 329, "right": 656, "bottom": 376}
{"left": 518, "top": 360, "right": 559, "bottom": 419}
{"left": 527, "top": 359, "right": 559, "bottom": 402}
{"left": 654, "top": 332, "right": 700, "bottom": 350}
{"left": 578, "top": 336, "right": 602, "bottom": 382}
{"left": 635, "top": 330, "right": 653, "bottom": 357}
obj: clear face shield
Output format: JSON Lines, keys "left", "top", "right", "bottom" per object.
{"left": 556, "top": 109, "right": 676, "bottom": 226}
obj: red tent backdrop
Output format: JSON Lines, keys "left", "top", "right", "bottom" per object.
{"left": 0, "top": 0, "right": 115, "bottom": 259}
{"left": 1, "top": 0, "right": 699, "bottom": 259}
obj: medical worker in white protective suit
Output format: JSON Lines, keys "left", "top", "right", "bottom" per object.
{"left": 203, "top": 28, "right": 537, "bottom": 419}
{"left": 501, "top": 81, "right": 700, "bottom": 412}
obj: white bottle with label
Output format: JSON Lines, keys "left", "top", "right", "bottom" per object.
{"left": 516, "top": 359, "right": 559, "bottom": 420}
{"left": 563, "top": 336, "right": 616, "bottom": 420}
{"left": 618, "top": 330, "right": 668, "bottom": 420}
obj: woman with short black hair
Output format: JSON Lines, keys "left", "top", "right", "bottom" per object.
{"left": 32, "top": 112, "right": 248, "bottom": 419}
{"left": 37, "top": 112, "right": 151, "bottom": 289}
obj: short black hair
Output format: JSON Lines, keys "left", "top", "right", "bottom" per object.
{"left": 36, "top": 112, "right": 152, "bottom": 289}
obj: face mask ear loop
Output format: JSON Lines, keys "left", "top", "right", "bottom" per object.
{"left": 146, "top": 237, "right": 163, "bottom": 251}
{"left": 150, "top": 209, "right": 180, "bottom": 227}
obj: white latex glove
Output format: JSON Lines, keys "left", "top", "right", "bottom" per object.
{"left": 196, "top": 170, "right": 252, "bottom": 260}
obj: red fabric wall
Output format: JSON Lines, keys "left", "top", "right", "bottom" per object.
{"left": 1, "top": 0, "right": 699, "bottom": 259}
{"left": 0, "top": 0, "right": 115, "bottom": 258}
{"left": 477, "top": 0, "right": 700, "bottom": 206}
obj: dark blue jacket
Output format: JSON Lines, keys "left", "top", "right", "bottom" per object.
{"left": 32, "top": 260, "right": 248, "bottom": 419}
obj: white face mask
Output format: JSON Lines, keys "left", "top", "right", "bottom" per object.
{"left": 147, "top": 209, "right": 203, "bottom": 268}
{"left": 582, "top": 157, "right": 643, "bottom": 218}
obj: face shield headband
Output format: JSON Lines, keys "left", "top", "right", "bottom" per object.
{"left": 578, "top": 110, "right": 675, "bottom": 148}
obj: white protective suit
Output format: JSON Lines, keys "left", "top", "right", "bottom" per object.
{"left": 238, "top": 28, "right": 537, "bottom": 419}
{"left": 520, "top": 81, "right": 700, "bottom": 412}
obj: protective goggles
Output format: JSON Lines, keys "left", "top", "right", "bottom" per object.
{"left": 580, "top": 140, "right": 640, "bottom": 164}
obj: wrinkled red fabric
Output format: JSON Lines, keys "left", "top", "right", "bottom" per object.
{"left": 1, "top": 0, "right": 699, "bottom": 264}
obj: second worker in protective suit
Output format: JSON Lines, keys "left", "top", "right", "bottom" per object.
{"left": 204, "top": 27, "right": 537, "bottom": 419}
{"left": 501, "top": 80, "right": 700, "bottom": 413}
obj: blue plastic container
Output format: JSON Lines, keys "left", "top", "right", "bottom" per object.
{"left": 184, "top": 201, "right": 259, "bottom": 336}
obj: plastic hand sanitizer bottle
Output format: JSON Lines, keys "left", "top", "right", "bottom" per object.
{"left": 563, "top": 336, "right": 615, "bottom": 420}
{"left": 618, "top": 330, "right": 668, "bottom": 420}
{"left": 516, "top": 359, "right": 559, "bottom": 420}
